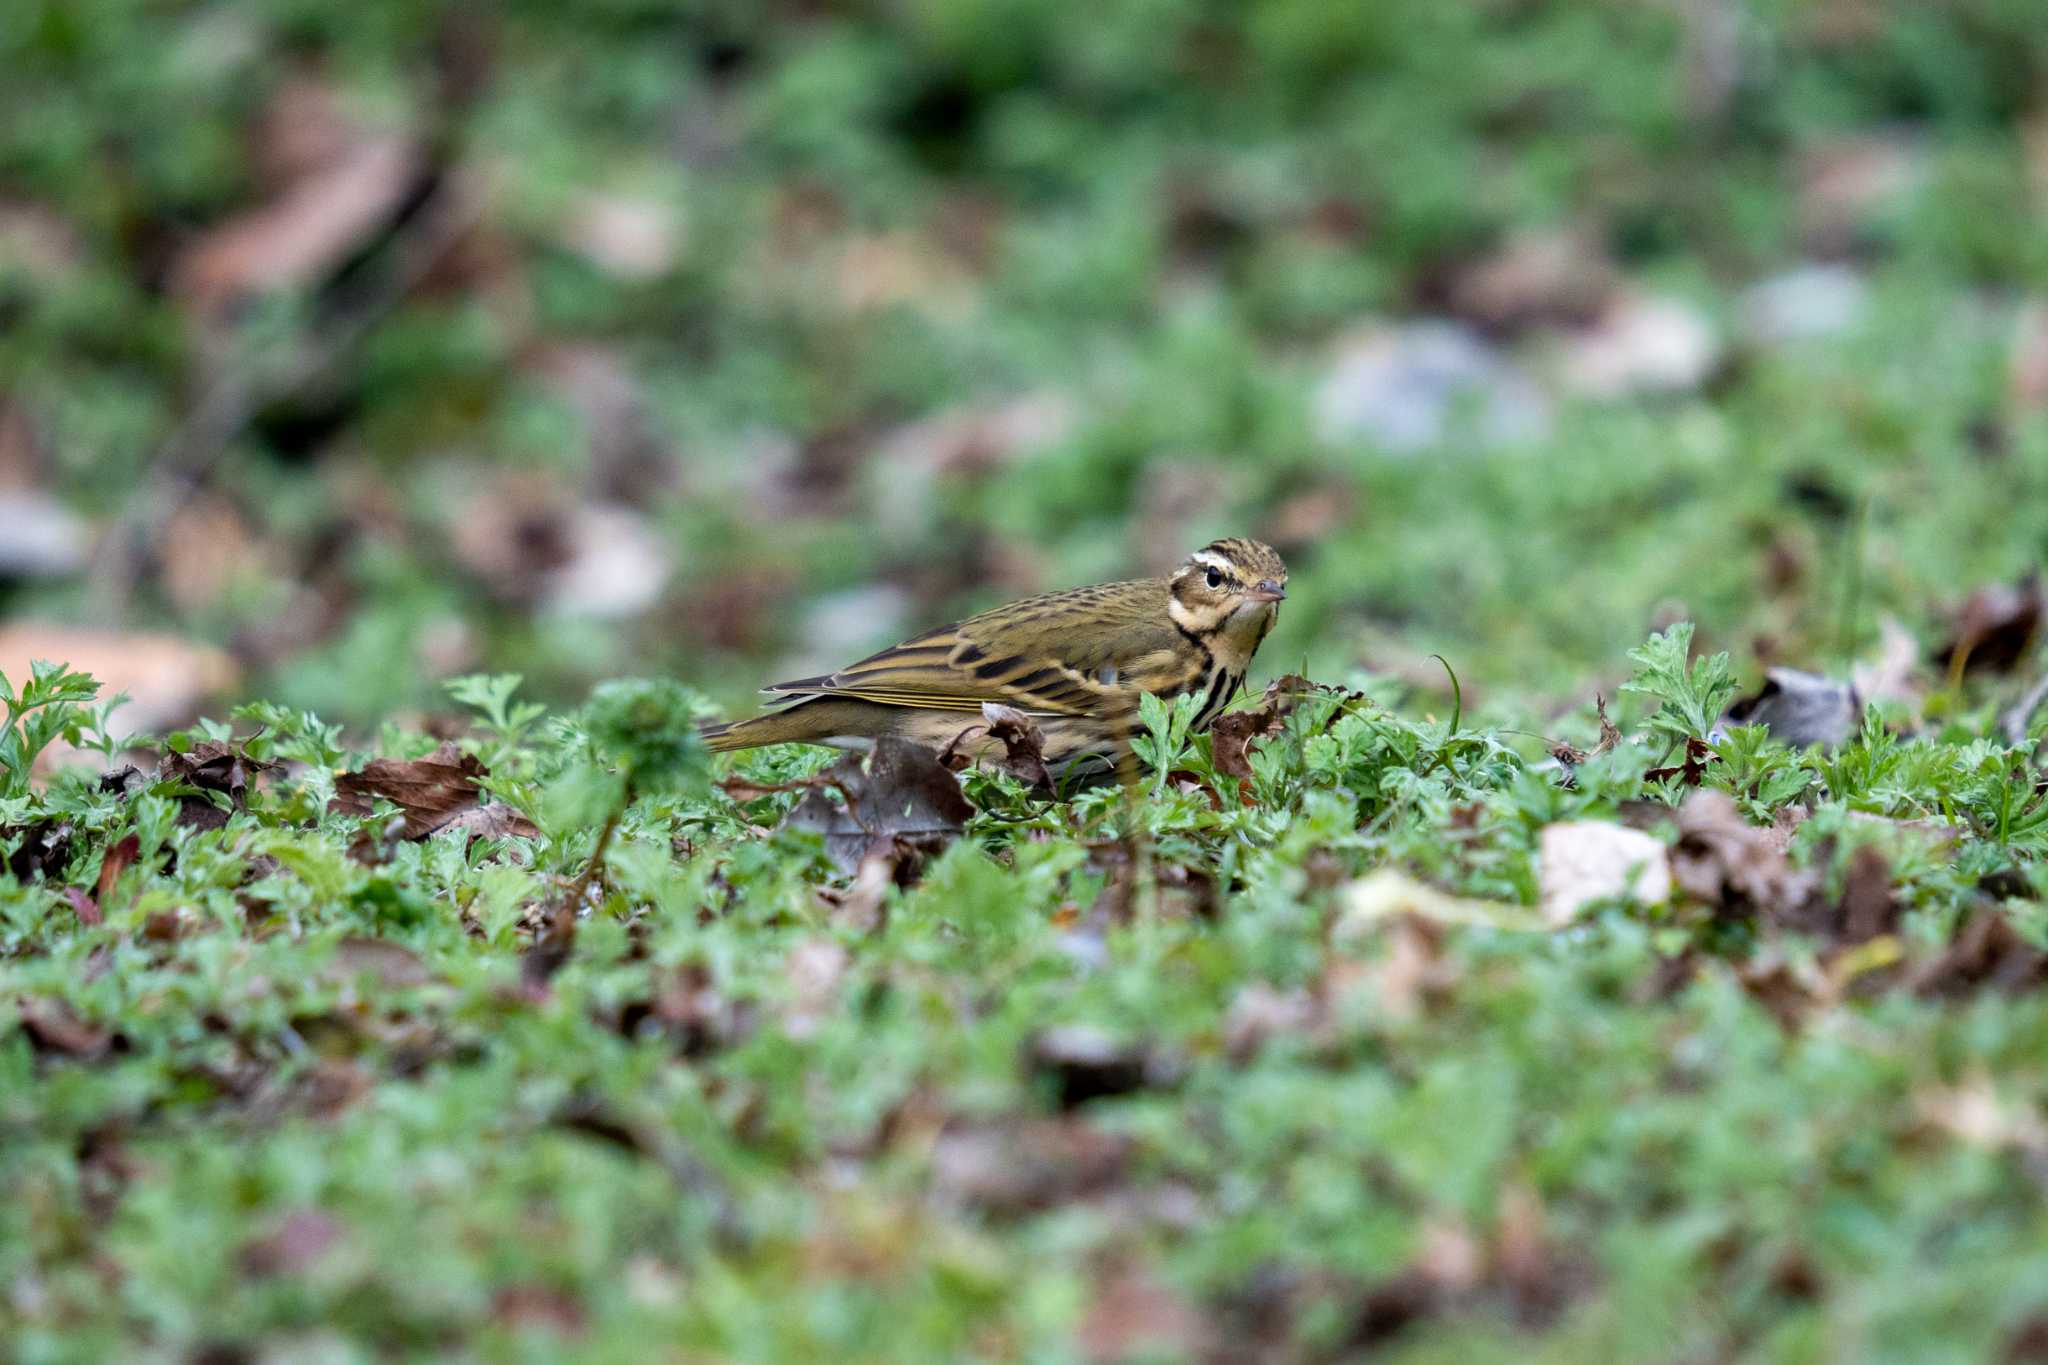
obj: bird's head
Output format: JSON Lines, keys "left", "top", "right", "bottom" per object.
{"left": 1167, "top": 538, "right": 1289, "bottom": 645}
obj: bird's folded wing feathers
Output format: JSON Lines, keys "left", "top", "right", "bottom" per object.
{"left": 761, "top": 580, "right": 1178, "bottom": 716}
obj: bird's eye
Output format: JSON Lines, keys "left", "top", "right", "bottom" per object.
{"left": 1205, "top": 567, "right": 1224, "bottom": 589}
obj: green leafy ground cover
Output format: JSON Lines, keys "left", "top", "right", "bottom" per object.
{"left": 8, "top": 2, "right": 2048, "bottom": 1360}
{"left": 10, "top": 629, "right": 2048, "bottom": 1362}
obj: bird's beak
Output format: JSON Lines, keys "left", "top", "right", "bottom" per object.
{"left": 1247, "top": 580, "right": 1287, "bottom": 603}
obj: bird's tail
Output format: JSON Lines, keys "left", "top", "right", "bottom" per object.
{"left": 698, "top": 697, "right": 857, "bottom": 753}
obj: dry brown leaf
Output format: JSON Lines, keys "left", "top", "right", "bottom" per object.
{"left": 13, "top": 997, "right": 117, "bottom": 1059}
{"left": 171, "top": 76, "right": 418, "bottom": 320}
{"left": 938, "top": 701, "right": 1054, "bottom": 793}
{"left": 94, "top": 833, "right": 140, "bottom": 913}
{"left": 928, "top": 1117, "right": 1131, "bottom": 1216}
{"left": 1447, "top": 226, "right": 1615, "bottom": 333}
{"left": 331, "top": 741, "right": 538, "bottom": 842}
{"left": 1670, "top": 790, "right": 1820, "bottom": 921}
{"left": 781, "top": 738, "right": 973, "bottom": 877}
{"left": 1937, "top": 573, "right": 2045, "bottom": 677}
{"left": 1909, "top": 910, "right": 2048, "bottom": 998}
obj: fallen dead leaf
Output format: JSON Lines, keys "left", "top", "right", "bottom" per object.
{"left": 1670, "top": 790, "right": 1820, "bottom": 923}
{"left": 93, "top": 833, "right": 140, "bottom": 913}
{"left": 1910, "top": 909, "right": 2048, "bottom": 998}
{"left": 1446, "top": 227, "right": 1615, "bottom": 334}
{"left": 1937, "top": 572, "right": 2045, "bottom": 677}
{"left": 781, "top": 738, "right": 973, "bottom": 877}
{"left": 170, "top": 75, "right": 419, "bottom": 318}
{"left": 1537, "top": 821, "right": 1672, "bottom": 926}
{"left": 13, "top": 997, "right": 118, "bottom": 1059}
{"left": 1718, "top": 668, "right": 1860, "bottom": 748}
{"left": 1646, "top": 735, "right": 1716, "bottom": 787}
{"left": 162, "top": 739, "right": 281, "bottom": 831}
{"left": 938, "top": 701, "right": 1053, "bottom": 793}
{"left": 928, "top": 1117, "right": 1131, "bottom": 1215}
{"left": 331, "top": 741, "right": 538, "bottom": 842}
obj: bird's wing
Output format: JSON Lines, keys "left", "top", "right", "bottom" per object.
{"left": 762, "top": 578, "right": 1183, "bottom": 715}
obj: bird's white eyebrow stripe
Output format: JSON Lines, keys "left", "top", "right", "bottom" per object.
{"left": 1189, "top": 551, "right": 1235, "bottom": 576}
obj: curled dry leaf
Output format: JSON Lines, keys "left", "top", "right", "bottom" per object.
{"left": 4, "top": 816, "right": 73, "bottom": 882}
{"left": 1936, "top": 572, "right": 2045, "bottom": 677}
{"left": 1212, "top": 673, "right": 1365, "bottom": 786}
{"left": 1909, "top": 909, "right": 2048, "bottom": 998}
{"left": 331, "top": 740, "right": 538, "bottom": 842}
{"left": 163, "top": 739, "right": 281, "bottom": 831}
{"left": 1646, "top": 735, "right": 1716, "bottom": 786}
{"left": 938, "top": 701, "right": 1053, "bottom": 793}
{"left": 1670, "top": 790, "right": 1819, "bottom": 922}
{"left": 1718, "top": 667, "right": 1861, "bottom": 748}
{"left": 169, "top": 74, "right": 420, "bottom": 320}
{"left": 780, "top": 737, "right": 972, "bottom": 876}
{"left": 13, "top": 997, "right": 118, "bottom": 1059}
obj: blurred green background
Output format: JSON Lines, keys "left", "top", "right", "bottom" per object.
{"left": 3, "top": 0, "right": 2046, "bottom": 732}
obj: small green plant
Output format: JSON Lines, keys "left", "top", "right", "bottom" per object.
{"left": 0, "top": 663, "right": 120, "bottom": 798}
{"left": 1622, "top": 622, "right": 1737, "bottom": 751}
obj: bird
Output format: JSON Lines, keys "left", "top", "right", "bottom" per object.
{"left": 702, "top": 538, "right": 1289, "bottom": 775}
